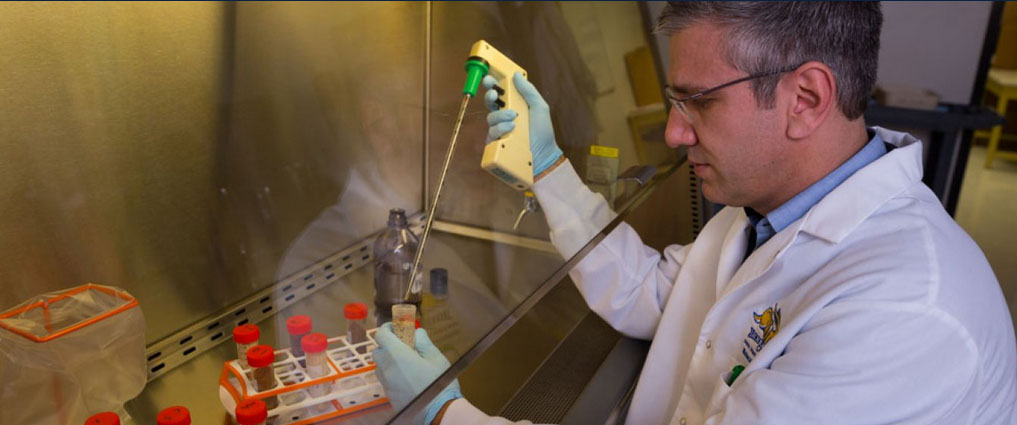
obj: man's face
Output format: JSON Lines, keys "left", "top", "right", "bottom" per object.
{"left": 665, "top": 24, "right": 790, "bottom": 210}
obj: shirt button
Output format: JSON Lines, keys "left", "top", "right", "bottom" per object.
{"left": 705, "top": 340, "right": 712, "bottom": 349}
{"left": 680, "top": 418, "right": 687, "bottom": 425}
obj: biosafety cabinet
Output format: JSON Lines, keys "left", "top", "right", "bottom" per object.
{"left": 0, "top": 2, "right": 701, "bottom": 424}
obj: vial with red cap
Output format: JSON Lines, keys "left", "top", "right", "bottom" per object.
{"left": 235, "top": 399, "right": 268, "bottom": 425}
{"left": 156, "top": 406, "right": 190, "bottom": 425}
{"left": 344, "top": 302, "right": 368, "bottom": 353}
{"left": 84, "top": 412, "right": 120, "bottom": 425}
{"left": 286, "top": 315, "right": 312, "bottom": 365}
{"left": 302, "top": 332, "right": 332, "bottom": 410}
{"left": 246, "top": 344, "right": 280, "bottom": 409}
{"left": 233, "top": 324, "right": 260, "bottom": 369}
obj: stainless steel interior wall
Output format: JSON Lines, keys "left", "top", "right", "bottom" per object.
{"left": 219, "top": 1, "right": 425, "bottom": 311}
{"left": 0, "top": 2, "right": 230, "bottom": 343}
{"left": 0, "top": 2, "right": 426, "bottom": 343}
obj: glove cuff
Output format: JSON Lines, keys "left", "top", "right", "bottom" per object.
{"left": 424, "top": 387, "right": 463, "bottom": 425}
{"left": 532, "top": 148, "right": 563, "bottom": 176}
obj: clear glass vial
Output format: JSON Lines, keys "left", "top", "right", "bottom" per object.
{"left": 85, "top": 412, "right": 120, "bottom": 425}
{"left": 156, "top": 406, "right": 190, "bottom": 425}
{"left": 392, "top": 304, "right": 417, "bottom": 346}
{"left": 286, "top": 315, "right": 312, "bottom": 364}
{"left": 344, "top": 302, "right": 368, "bottom": 354}
{"left": 235, "top": 399, "right": 268, "bottom": 425}
{"left": 232, "top": 324, "right": 260, "bottom": 369}
{"left": 246, "top": 345, "right": 280, "bottom": 410}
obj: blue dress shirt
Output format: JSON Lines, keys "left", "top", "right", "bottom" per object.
{"left": 744, "top": 132, "right": 888, "bottom": 260}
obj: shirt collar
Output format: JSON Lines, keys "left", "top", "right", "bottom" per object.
{"left": 798, "top": 127, "right": 924, "bottom": 243}
{"left": 744, "top": 132, "right": 887, "bottom": 248}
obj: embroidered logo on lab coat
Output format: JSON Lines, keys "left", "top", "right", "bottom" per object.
{"left": 741, "top": 304, "right": 781, "bottom": 363}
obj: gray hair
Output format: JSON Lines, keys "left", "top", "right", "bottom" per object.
{"left": 657, "top": 2, "right": 882, "bottom": 120}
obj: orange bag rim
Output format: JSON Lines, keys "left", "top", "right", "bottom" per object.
{"left": 0, "top": 283, "right": 139, "bottom": 343}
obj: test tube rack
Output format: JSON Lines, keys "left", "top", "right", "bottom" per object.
{"left": 218, "top": 328, "right": 387, "bottom": 425}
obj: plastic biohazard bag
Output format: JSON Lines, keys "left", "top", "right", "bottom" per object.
{"left": 0, "top": 284, "right": 146, "bottom": 425}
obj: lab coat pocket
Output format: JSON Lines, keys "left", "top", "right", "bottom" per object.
{"left": 704, "top": 369, "right": 737, "bottom": 418}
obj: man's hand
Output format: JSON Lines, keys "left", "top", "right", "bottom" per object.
{"left": 373, "top": 323, "right": 462, "bottom": 425}
{"left": 483, "top": 72, "right": 564, "bottom": 176}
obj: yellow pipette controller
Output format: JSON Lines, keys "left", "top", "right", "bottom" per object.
{"left": 403, "top": 41, "right": 533, "bottom": 301}
{"left": 469, "top": 40, "right": 534, "bottom": 191}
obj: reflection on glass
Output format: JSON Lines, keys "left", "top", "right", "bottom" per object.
{"left": 0, "top": 1, "right": 685, "bottom": 423}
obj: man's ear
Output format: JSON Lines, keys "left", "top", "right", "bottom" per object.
{"left": 786, "top": 61, "right": 836, "bottom": 140}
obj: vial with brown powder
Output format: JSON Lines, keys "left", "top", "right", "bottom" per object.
{"left": 84, "top": 412, "right": 120, "bottom": 425}
{"left": 286, "top": 315, "right": 312, "bottom": 367}
{"left": 344, "top": 302, "right": 368, "bottom": 353}
{"left": 235, "top": 399, "right": 268, "bottom": 425}
{"left": 392, "top": 304, "right": 417, "bottom": 346}
{"left": 155, "top": 406, "right": 190, "bottom": 425}
{"left": 302, "top": 332, "right": 333, "bottom": 412}
{"left": 232, "top": 324, "right": 260, "bottom": 369}
{"left": 246, "top": 344, "right": 280, "bottom": 410}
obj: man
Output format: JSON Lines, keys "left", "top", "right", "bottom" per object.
{"left": 374, "top": 2, "right": 1017, "bottom": 424}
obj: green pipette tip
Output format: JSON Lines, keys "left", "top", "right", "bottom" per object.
{"left": 463, "top": 57, "right": 489, "bottom": 97}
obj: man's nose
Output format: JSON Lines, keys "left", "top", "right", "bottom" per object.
{"left": 664, "top": 107, "right": 696, "bottom": 148}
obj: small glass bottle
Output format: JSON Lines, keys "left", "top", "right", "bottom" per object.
{"left": 246, "top": 345, "right": 280, "bottom": 410}
{"left": 422, "top": 268, "right": 449, "bottom": 322}
{"left": 235, "top": 399, "right": 268, "bottom": 425}
{"left": 286, "top": 315, "right": 312, "bottom": 366}
{"left": 344, "top": 302, "right": 368, "bottom": 354}
{"left": 423, "top": 268, "right": 460, "bottom": 357}
{"left": 392, "top": 304, "right": 417, "bottom": 346}
{"left": 302, "top": 332, "right": 332, "bottom": 410}
{"left": 233, "top": 324, "right": 260, "bottom": 370}
{"left": 156, "top": 406, "right": 190, "bottom": 425}
{"left": 85, "top": 412, "right": 120, "bottom": 425}
{"left": 430, "top": 268, "right": 448, "bottom": 300}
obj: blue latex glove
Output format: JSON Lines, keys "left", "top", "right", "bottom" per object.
{"left": 483, "top": 72, "right": 563, "bottom": 176}
{"left": 373, "top": 322, "right": 462, "bottom": 425}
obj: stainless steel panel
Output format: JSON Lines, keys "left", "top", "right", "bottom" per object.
{"left": 143, "top": 236, "right": 376, "bottom": 381}
{"left": 0, "top": 2, "right": 230, "bottom": 343}
{"left": 0, "top": 2, "right": 427, "bottom": 344}
{"left": 218, "top": 0, "right": 426, "bottom": 320}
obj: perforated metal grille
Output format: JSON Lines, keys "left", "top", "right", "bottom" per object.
{"left": 144, "top": 238, "right": 375, "bottom": 380}
{"left": 498, "top": 314, "right": 619, "bottom": 424}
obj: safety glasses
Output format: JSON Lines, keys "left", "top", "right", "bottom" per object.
{"left": 664, "top": 64, "right": 803, "bottom": 124}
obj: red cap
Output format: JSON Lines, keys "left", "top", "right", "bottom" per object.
{"left": 246, "top": 345, "right": 275, "bottom": 368}
{"left": 235, "top": 399, "right": 268, "bottom": 425}
{"left": 286, "top": 315, "right": 312, "bottom": 335}
{"left": 415, "top": 320, "right": 421, "bottom": 329}
{"left": 85, "top": 412, "right": 120, "bottom": 425}
{"left": 233, "top": 324, "right": 260, "bottom": 344}
{"left": 156, "top": 406, "right": 190, "bottom": 425}
{"left": 301, "top": 332, "right": 328, "bottom": 353}
{"left": 344, "top": 302, "right": 368, "bottom": 320}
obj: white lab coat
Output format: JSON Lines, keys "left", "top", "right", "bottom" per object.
{"left": 441, "top": 127, "right": 1017, "bottom": 425}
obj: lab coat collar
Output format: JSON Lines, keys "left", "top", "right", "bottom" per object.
{"left": 716, "top": 209, "right": 752, "bottom": 294}
{"left": 798, "top": 127, "right": 923, "bottom": 243}
{"left": 718, "top": 127, "right": 922, "bottom": 298}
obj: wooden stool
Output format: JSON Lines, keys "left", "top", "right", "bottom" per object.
{"left": 984, "top": 68, "right": 1017, "bottom": 168}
